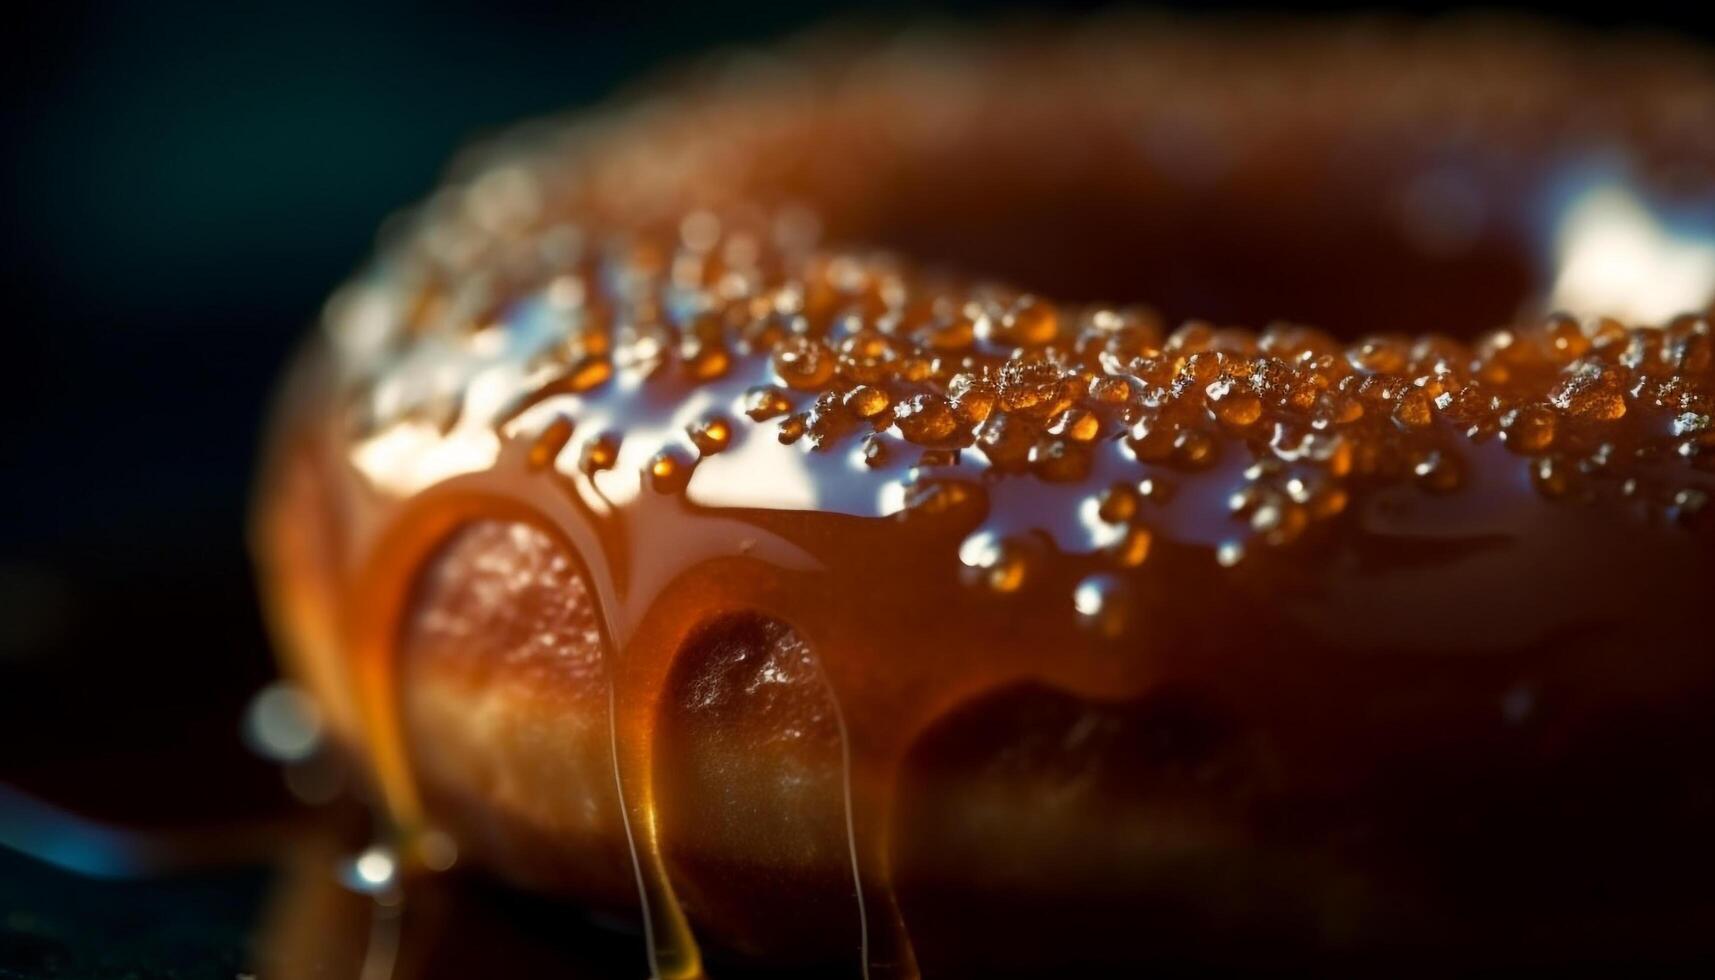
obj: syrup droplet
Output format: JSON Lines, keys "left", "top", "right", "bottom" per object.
{"left": 1548, "top": 361, "right": 1628, "bottom": 420}
{"left": 1106, "top": 524, "right": 1153, "bottom": 567}
{"left": 1412, "top": 448, "right": 1464, "bottom": 493}
{"left": 948, "top": 373, "right": 998, "bottom": 424}
{"left": 974, "top": 412, "right": 1035, "bottom": 471}
{"left": 1172, "top": 428, "right": 1218, "bottom": 469}
{"left": 1138, "top": 476, "right": 1174, "bottom": 503}
{"left": 1531, "top": 456, "right": 1572, "bottom": 497}
{"left": 1206, "top": 378, "right": 1263, "bottom": 427}
{"left": 687, "top": 414, "right": 732, "bottom": 456}
{"left": 899, "top": 474, "right": 985, "bottom": 520}
{"left": 579, "top": 432, "right": 621, "bottom": 475}
{"left": 563, "top": 354, "right": 613, "bottom": 393}
{"left": 1073, "top": 573, "right": 1128, "bottom": 636}
{"left": 859, "top": 433, "right": 889, "bottom": 468}
{"left": 895, "top": 393, "right": 961, "bottom": 445}
{"left": 1096, "top": 483, "right": 1140, "bottom": 524}
{"left": 648, "top": 445, "right": 696, "bottom": 493}
{"left": 1391, "top": 388, "right": 1434, "bottom": 428}
{"left": 527, "top": 416, "right": 574, "bottom": 470}
{"left": 772, "top": 335, "right": 836, "bottom": 390}
{"left": 1030, "top": 437, "right": 1093, "bottom": 482}
{"left": 1047, "top": 407, "right": 1102, "bottom": 442}
{"left": 1502, "top": 406, "right": 1558, "bottom": 453}
{"left": 680, "top": 329, "right": 732, "bottom": 381}
{"left": 991, "top": 296, "right": 1059, "bottom": 347}
{"left": 744, "top": 384, "right": 793, "bottom": 421}
{"left": 777, "top": 413, "right": 808, "bottom": 445}
{"left": 959, "top": 532, "right": 1029, "bottom": 593}
{"left": 844, "top": 384, "right": 892, "bottom": 419}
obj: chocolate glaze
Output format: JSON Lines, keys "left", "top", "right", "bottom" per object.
{"left": 254, "top": 20, "right": 1715, "bottom": 976}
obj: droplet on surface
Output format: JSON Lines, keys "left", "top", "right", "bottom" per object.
{"left": 844, "top": 384, "right": 891, "bottom": 419}
{"left": 1548, "top": 361, "right": 1628, "bottom": 420}
{"left": 527, "top": 416, "right": 575, "bottom": 470}
{"left": 991, "top": 296, "right": 1059, "bottom": 347}
{"left": 974, "top": 412, "right": 1036, "bottom": 471}
{"left": 859, "top": 434, "right": 889, "bottom": 468}
{"left": 579, "top": 432, "right": 621, "bottom": 475}
{"left": 895, "top": 393, "right": 961, "bottom": 446}
{"left": 1096, "top": 483, "right": 1140, "bottom": 524}
{"left": 1502, "top": 406, "right": 1558, "bottom": 453}
{"left": 649, "top": 445, "right": 696, "bottom": 493}
{"left": 1206, "top": 378, "right": 1263, "bottom": 427}
{"left": 1073, "top": 573, "right": 1128, "bottom": 636}
{"left": 1412, "top": 448, "right": 1463, "bottom": 493}
{"left": 688, "top": 414, "right": 733, "bottom": 456}
{"left": 563, "top": 354, "right": 613, "bottom": 392}
{"left": 1106, "top": 525, "right": 1153, "bottom": 567}
{"left": 777, "top": 413, "right": 808, "bottom": 445}
{"left": 772, "top": 335, "right": 836, "bottom": 390}
{"left": 744, "top": 384, "right": 793, "bottom": 421}
{"left": 959, "top": 532, "right": 1030, "bottom": 593}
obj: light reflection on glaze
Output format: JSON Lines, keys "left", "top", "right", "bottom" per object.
{"left": 1549, "top": 178, "right": 1715, "bottom": 324}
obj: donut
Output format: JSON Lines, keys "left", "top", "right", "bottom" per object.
{"left": 253, "top": 19, "right": 1715, "bottom": 976}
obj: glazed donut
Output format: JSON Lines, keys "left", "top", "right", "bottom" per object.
{"left": 254, "top": 19, "right": 1715, "bottom": 976}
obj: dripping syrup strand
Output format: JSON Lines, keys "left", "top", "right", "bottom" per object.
{"left": 359, "top": 902, "right": 404, "bottom": 980}
{"left": 338, "top": 454, "right": 713, "bottom": 979}
{"left": 607, "top": 601, "right": 704, "bottom": 980}
{"left": 829, "top": 660, "right": 872, "bottom": 980}
{"left": 609, "top": 667, "right": 702, "bottom": 980}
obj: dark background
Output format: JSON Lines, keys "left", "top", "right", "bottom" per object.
{"left": 0, "top": 1, "right": 1711, "bottom": 975}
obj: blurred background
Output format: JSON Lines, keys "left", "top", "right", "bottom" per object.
{"left": 1, "top": 1, "right": 1712, "bottom": 976}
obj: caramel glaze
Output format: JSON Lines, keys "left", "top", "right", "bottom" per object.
{"left": 253, "top": 21, "right": 1715, "bottom": 977}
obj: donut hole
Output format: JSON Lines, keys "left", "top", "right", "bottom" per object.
{"left": 873, "top": 181, "right": 1535, "bottom": 340}
{"left": 852, "top": 155, "right": 1541, "bottom": 341}
{"left": 652, "top": 612, "right": 860, "bottom": 966}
